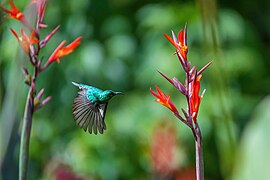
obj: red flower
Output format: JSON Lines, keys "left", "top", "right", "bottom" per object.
{"left": 47, "top": 36, "right": 83, "bottom": 64}
{"left": 1, "top": 0, "right": 25, "bottom": 22}
{"left": 164, "top": 25, "right": 188, "bottom": 60}
{"left": 53, "top": 163, "right": 84, "bottom": 180}
{"left": 10, "top": 28, "right": 39, "bottom": 54}
{"left": 150, "top": 86, "right": 178, "bottom": 114}
{"left": 190, "top": 74, "right": 204, "bottom": 122}
{"left": 151, "top": 122, "right": 176, "bottom": 177}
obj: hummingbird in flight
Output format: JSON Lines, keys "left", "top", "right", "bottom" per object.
{"left": 72, "top": 82, "right": 123, "bottom": 134}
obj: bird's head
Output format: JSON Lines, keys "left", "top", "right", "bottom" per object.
{"left": 101, "top": 90, "right": 124, "bottom": 101}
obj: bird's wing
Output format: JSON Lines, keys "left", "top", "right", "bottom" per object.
{"left": 72, "top": 90, "right": 107, "bottom": 134}
{"left": 98, "top": 103, "right": 108, "bottom": 130}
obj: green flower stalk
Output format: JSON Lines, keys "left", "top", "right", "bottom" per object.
{"left": 1, "top": 0, "right": 82, "bottom": 179}
{"left": 151, "top": 24, "right": 212, "bottom": 180}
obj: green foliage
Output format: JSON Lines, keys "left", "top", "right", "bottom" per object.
{"left": 1, "top": 0, "right": 270, "bottom": 179}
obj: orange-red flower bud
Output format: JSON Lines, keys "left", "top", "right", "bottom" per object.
{"left": 164, "top": 25, "right": 188, "bottom": 61}
{"left": 10, "top": 28, "right": 39, "bottom": 54}
{"left": 1, "top": 0, "right": 25, "bottom": 22}
{"left": 47, "top": 36, "right": 82, "bottom": 64}
{"left": 190, "top": 74, "right": 203, "bottom": 122}
{"left": 150, "top": 86, "right": 178, "bottom": 114}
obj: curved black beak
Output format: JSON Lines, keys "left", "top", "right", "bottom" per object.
{"left": 113, "top": 92, "right": 124, "bottom": 95}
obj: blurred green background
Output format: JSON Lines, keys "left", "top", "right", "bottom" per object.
{"left": 1, "top": 0, "right": 270, "bottom": 179}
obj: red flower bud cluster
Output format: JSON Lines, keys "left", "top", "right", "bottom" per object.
{"left": 151, "top": 24, "right": 212, "bottom": 125}
{"left": 1, "top": 0, "right": 83, "bottom": 111}
{"left": 1, "top": 0, "right": 82, "bottom": 69}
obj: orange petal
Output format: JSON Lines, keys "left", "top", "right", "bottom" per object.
{"left": 47, "top": 40, "right": 66, "bottom": 64}
{"left": 164, "top": 34, "right": 179, "bottom": 50}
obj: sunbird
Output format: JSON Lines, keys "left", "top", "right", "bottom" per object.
{"left": 72, "top": 82, "right": 123, "bottom": 134}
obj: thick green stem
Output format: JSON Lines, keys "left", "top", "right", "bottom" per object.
{"left": 195, "top": 124, "right": 204, "bottom": 180}
{"left": 19, "top": 88, "right": 33, "bottom": 180}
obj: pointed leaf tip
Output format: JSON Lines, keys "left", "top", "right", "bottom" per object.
{"left": 158, "top": 71, "right": 174, "bottom": 85}
{"left": 198, "top": 61, "right": 213, "bottom": 75}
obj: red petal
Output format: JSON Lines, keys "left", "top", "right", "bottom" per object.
{"left": 164, "top": 34, "right": 179, "bottom": 50}
{"left": 156, "top": 86, "right": 167, "bottom": 100}
{"left": 178, "top": 24, "right": 187, "bottom": 46}
{"left": 59, "top": 36, "right": 83, "bottom": 57}
{"left": 47, "top": 40, "right": 66, "bottom": 64}
{"left": 150, "top": 87, "right": 161, "bottom": 99}
{"left": 10, "top": 28, "right": 19, "bottom": 40}
{"left": 65, "top": 36, "right": 82, "bottom": 50}
{"left": 10, "top": 0, "right": 18, "bottom": 10}
{"left": 178, "top": 30, "right": 184, "bottom": 46}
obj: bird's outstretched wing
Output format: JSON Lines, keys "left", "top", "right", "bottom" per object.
{"left": 72, "top": 90, "right": 107, "bottom": 134}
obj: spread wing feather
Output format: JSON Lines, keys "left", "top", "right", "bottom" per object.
{"left": 72, "top": 90, "right": 107, "bottom": 134}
